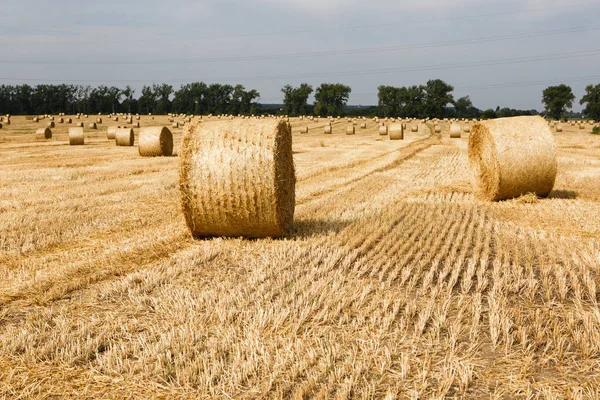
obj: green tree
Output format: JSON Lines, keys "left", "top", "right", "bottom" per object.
{"left": 481, "top": 109, "right": 498, "bottom": 119}
{"left": 153, "top": 84, "right": 173, "bottom": 114}
{"left": 454, "top": 95, "right": 479, "bottom": 119}
{"left": 401, "top": 85, "right": 426, "bottom": 118}
{"left": 314, "top": 83, "right": 351, "bottom": 117}
{"left": 423, "top": 79, "right": 454, "bottom": 118}
{"left": 580, "top": 84, "right": 600, "bottom": 121}
{"left": 542, "top": 84, "right": 575, "bottom": 120}
{"left": 377, "top": 86, "right": 401, "bottom": 117}
{"left": 281, "top": 83, "right": 313, "bottom": 116}
{"left": 121, "top": 85, "right": 135, "bottom": 114}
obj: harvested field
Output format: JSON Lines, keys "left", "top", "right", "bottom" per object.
{"left": 1, "top": 116, "right": 600, "bottom": 398}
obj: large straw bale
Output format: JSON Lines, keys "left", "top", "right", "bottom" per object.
{"left": 179, "top": 119, "right": 295, "bottom": 238}
{"left": 36, "top": 127, "right": 52, "bottom": 140}
{"left": 68, "top": 127, "right": 85, "bottom": 145}
{"left": 139, "top": 126, "right": 173, "bottom": 157}
{"left": 324, "top": 125, "right": 332, "bottom": 134}
{"left": 468, "top": 116, "right": 557, "bottom": 201}
{"left": 346, "top": 126, "right": 355, "bottom": 135}
{"left": 115, "top": 128, "right": 134, "bottom": 146}
{"left": 450, "top": 123, "right": 461, "bottom": 138}
{"left": 107, "top": 126, "right": 118, "bottom": 140}
{"left": 389, "top": 124, "right": 404, "bottom": 140}
{"left": 379, "top": 125, "right": 388, "bottom": 135}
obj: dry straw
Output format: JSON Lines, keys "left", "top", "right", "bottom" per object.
{"left": 172, "top": 122, "right": 179, "bottom": 128}
{"left": 346, "top": 125, "right": 355, "bottom": 135}
{"left": 555, "top": 125, "right": 563, "bottom": 132}
{"left": 389, "top": 124, "right": 404, "bottom": 140}
{"left": 468, "top": 116, "right": 557, "bottom": 201}
{"left": 179, "top": 119, "right": 295, "bottom": 238}
{"left": 139, "top": 126, "right": 173, "bottom": 157}
{"left": 324, "top": 125, "right": 332, "bottom": 134}
{"left": 36, "top": 127, "right": 52, "bottom": 140}
{"left": 379, "top": 125, "right": 388, "bottom": 135}
{"left": 96, "top": 118, "right": 103, "bottom": 124}
{"left": 300, "top": 126, "right": 308, "bottom": 133}
{"left": 360, "top": 123, "right": 367, "bottom": 129}
{"left": 88, "top": 122, "right": 97, "bottom": 129}
{"left": 107, "top": 126, "right": 117, "bottom": 140}
{"left": 434, "top": 125, "right": 441, "bottom": 133}
{"left": 68, "top": 127, "right": 85, "bottom": 145}
{"left": 47, "top": 121, "right": 55, "bottom": 128}
{"left": 411, "top": 125, "right": 418, "bottom": 132}
{"left": 450, "top": 123, "right": 462, "bottom": 138}
{"left": 76, "top": 122, "right": 83, "bottom": 127}
{"left": 115, "top": 128, "right": 135, "bottom": 146}
{"left": 463, "top": 124, "right": 471, "bottom": 133}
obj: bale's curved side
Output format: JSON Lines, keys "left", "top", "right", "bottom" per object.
{"left": 107, "top": 126, "right": 117, "bottom": 140}
{"left": 411, "top": 125, "right": 418, "bottom": 132}
{"left": 68, "top": 127, "right": 84, "bottom": 145}
{"left": 379, "top": 125, "right": 388, "bottom": 135}
{"left": 324, "top": 126, "right": 332, "bottom": 134}
{"left": 346, "top": 126, "right": 355, "bottom": 135}
{"left": 434, "top": 125, "right": 441, "bottom": 133}
{"left": 468, "top": 116, "right": 557, "bottom": 201}
{"left": 450, "top": 123, "right": 462, "bottom": 138}
{"left": 389, "top": 124, "right": 404, "bottom": 140}
{"left": 178, "top": 119, "right": 295, "bottom": 238}
{"left": 139, "top": 126, "right": 173, "bottom": 157}
{"left": 36, "top": 128, "right": 52, "bottom": 140}
{"left": 115, "top": 128, "right": 134, "bottom": 146}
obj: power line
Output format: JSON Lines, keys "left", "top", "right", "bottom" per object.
{"left": 0, "top": 49, "right": 598, "bottom": 85}
{"left": 1, "top": 25, "right": 598, "bottom": 65}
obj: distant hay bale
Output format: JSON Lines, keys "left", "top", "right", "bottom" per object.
{"left": 434, "top": 125, "right": 441, "bottom": 133}
{"left": 172, "top": 122, "right": 179, "bottom": 128}
{"left": 66, "top": 118, "right": 72, "bottom": 123}
{"left": 579, "top": 124, "right": 585, "bottom": 129}
{"left": 346, "top": 125, "right": 355, "bottom": 135}
{"left": 68, "top": 127, "right": 85, "bottom": 145}
{"left": 468, "top": 116, "right": 557, "bottom": 201}
{"left": 555, "top": 125, "right": 563, "bottom": 132}
{"left": 300, "top": 126, "right": 308, "bottom": 133}
{"left": 49, "top": 116, "right": 54, "bottom": 121}
{"left": 411, "top": 125, "right": 418, "bottom": 132}
{"left": 88, "top": 122, "right": 97, "bottom": 129}
{"left": 113, "top": 117, "right": 119, "bottom": 121}
{"left": 324, "top": 125, "right": 332, "bottom": 134}
{"left": 96, "top": 118, "right": 102, "bottom": 124}
{"left": 463, "top": 125, "right": 471, "bottom": 133}
{"left": 379, "top": 125, "right": 388, "bottom": 135}
{"left": 58, "top": 117, "right": 64, "bottom": 123}
{"left": 139, "top": 126, "right": 173, "bottom": 157}
{"left": 360, "top": 123, "right": 367, "bottom": 129}
{"left": 3, "top": 118, "right": 10, "bottom": 125}
{"left": 450, "top": 123, "right": 462, "bottom": 138}
{"left": 107, "top": 126, "right": 117, "bottom": 140}
{"left": 179, "top": 119, "right": 295, "bottom": 238}
{"left": 136, "top": 115, "right": 141, "bottom": 120}
{"left": 115, "top": 128, "right": 134, "bottom": 146}
{"left": 76, "top": 122, "right": 83, "bottom": 127}
{"left": 47, "top": 121, "right": 55, "bottom": 128}
{"left": 133, "top": 121, "right": 140, "bottom": 128}
{"left": 389, "top": 124, "right": 404, "bottom": 140}
{"left": 36, "top": 127, "right": 52, "bottom": 140}
{"left": 33, "top": 117, "right": 39, "bottom": 122}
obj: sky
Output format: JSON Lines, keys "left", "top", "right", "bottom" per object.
{"left": 0, "top": 0, "right": 599, "bottom": 111}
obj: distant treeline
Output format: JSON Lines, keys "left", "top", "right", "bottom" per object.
{"left": 1, "top": 79, "right": 598, "bottom": 120}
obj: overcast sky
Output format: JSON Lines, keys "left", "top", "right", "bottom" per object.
{"left": 0, "top": 0, "right": 599, "bottom": 111}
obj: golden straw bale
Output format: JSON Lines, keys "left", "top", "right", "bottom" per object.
{"left": 115, "top": 128, "right": 134, "bottom": 146}
{"left": 88, "top": 122, "right": 97, "bottom": 129}
{"left": 36, "top": 127, "right": 52, "bottom": 140}
{"left": 58, "top": 117, "right": 64, "bottom": 123}
{"left": 468, "top": 116, "right": 557, "bottom": 201}
{"left": 96, "top": 118, "right": 103, "bottom": 124}
{"left": 300, "top": 126, "right": 308, "bottom": 133}
{"left": 107, "top": 126, "right": 118, "bottom": 140}
{"left": 139, "top": 126, "right": 173, "bottom": 157}
{"left": 346, "top": 125, "right": 355, "bottom": 135}
{"left": 47, "top": 121, "right": 55, "bottom": 128}
{"left": 172, "top": 122, "right": 179, "bottom": 128}
{"left": 179, "top": 119, "right": 295, "bottom": 238}
{"left": 76, "top": 122, "right": 83, "bottom": 127}
{"left": 68, "top": 127, "right": 85, "bottom": 145}
{"left": 555, "top": 125, "right": 563, "bottom": 132}
{"left": 379, "top": 125, "right": 388, "bottom": 135}
{"left": 434, "top": 125, "right": 441, "bottom": 133}
{"left": 450, "top": 123, "right": 462, "bottom": 138}
{"left": 65, "top": 118, "right": 72, "bottom": 123}
{"left": 324, "top": 125, "right": 332, "bottom": 134}
{"left": 133, "top": 121, "right": 140, "bottom": 128}
{"left": 33, "top": 117, "right": 39, "bottom": 122}
{"left": 389, "top": 124, "right": 404, "bottom": 140}
{"left": 360, "top": 123, "right": 367, "bottom": 129}
{"left": 410, "top": 125, "right": 418, "bottom": 132}
{"left": 463, "top": 125, "right": 471, "bottom": 133}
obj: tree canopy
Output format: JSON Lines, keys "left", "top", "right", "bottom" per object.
{"left": 542, "top": 84, "right": 575, "bottom": 120}
{"left": 580, "top": 84, "right": 600, "bottom": 121}
{"left": 314, "top": 83, "right": 351, "bottom": 117}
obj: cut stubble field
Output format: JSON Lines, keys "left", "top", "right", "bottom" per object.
{"left": 1, "top": 116, "right": 600, "bottom": 399}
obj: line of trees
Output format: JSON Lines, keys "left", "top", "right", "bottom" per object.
{"left": 1, "top": 80, "right": 599, "bottom": 120}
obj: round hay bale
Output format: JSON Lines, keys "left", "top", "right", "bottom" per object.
{"left": 172, "top": 122, "right": 179, "bottom": 128}
{"left": 179, "top": 119, "right": 295, "bottom": 238}
{"left": 555, "top": 125, "right": 563, "bottom": 132}
{"left": 88, "top": 122, "right": 97, "bottom": 129}
{"left": 360, "top": 123, "right": 367, "bottom": 129}
{"left": 389, "top": 124, "right": 404, "bottom": 140}
{"left": 463, "top": 125, "right": 471, "bottom": 133}
{"left": 346, "top": 125, "right": 355, "bottom": 135}
{"left": 76, "top": 122, "right": 84, "bottom": 127}
{"left": 66, "top": 118, "right": 72, "bottom": 123}
{"left": 36, "top": 127, "right": 52, "bottom": 140}
{"left": 324, "top": 125, "right": 332, "bottom": 134}
{"left": 379, "top": 125, "right": 388, "bottom": 135}
{"left": 113, "top": 117, "right": 119, "bottom": 121}
{"left": 58, "top": 117, "right": 64, "bottom": 123}
{"left": 468, "top": 116, "right": 557, "bottom": 201}
{"left": 49, "top": 116, "right": 54, "bottom": 121}
{"left": 115, "top": 128, "right": 134, "bottom": 146}
{"left": 47, "top": 121, "right": 55, "bottom": 128}
{"left": 3, "top": 118, "right": 9, "bottom": 125}
{"left": 107, "top": 126, "right": 117, "bottom": 140}
{"left": 434, "top": 125, "right": 441, "bottom": 133}
{"left": 68, "top": 127, "right": 85, "bottom": 145}
{"left": 450, "top": 123, "right": 462, "bottom": 138}
{"left": 139, "top": 126, "right": 173, "bottom": 157}
{"left": 579, "top": 124, "right": 585, "bottom": 129}
{"left": 0, "top": 123, "right": 2, "bottom": 129}
{"left": 299, "top": 126, "right": 308, "bottom": 134}
{"left": 136, "top": 115, "right": 141, "bottom": 120}
{"left": 133, "top": 121, "right": 140, "bottom": 128}
{"left": 33, "top": 117, "right": 39, "bottom": 122}
{"left": 96, "top": 118, "right": 103, "bottom": 124}
{"left": 411, "top": 125, "right": 418, "bottom": 132}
